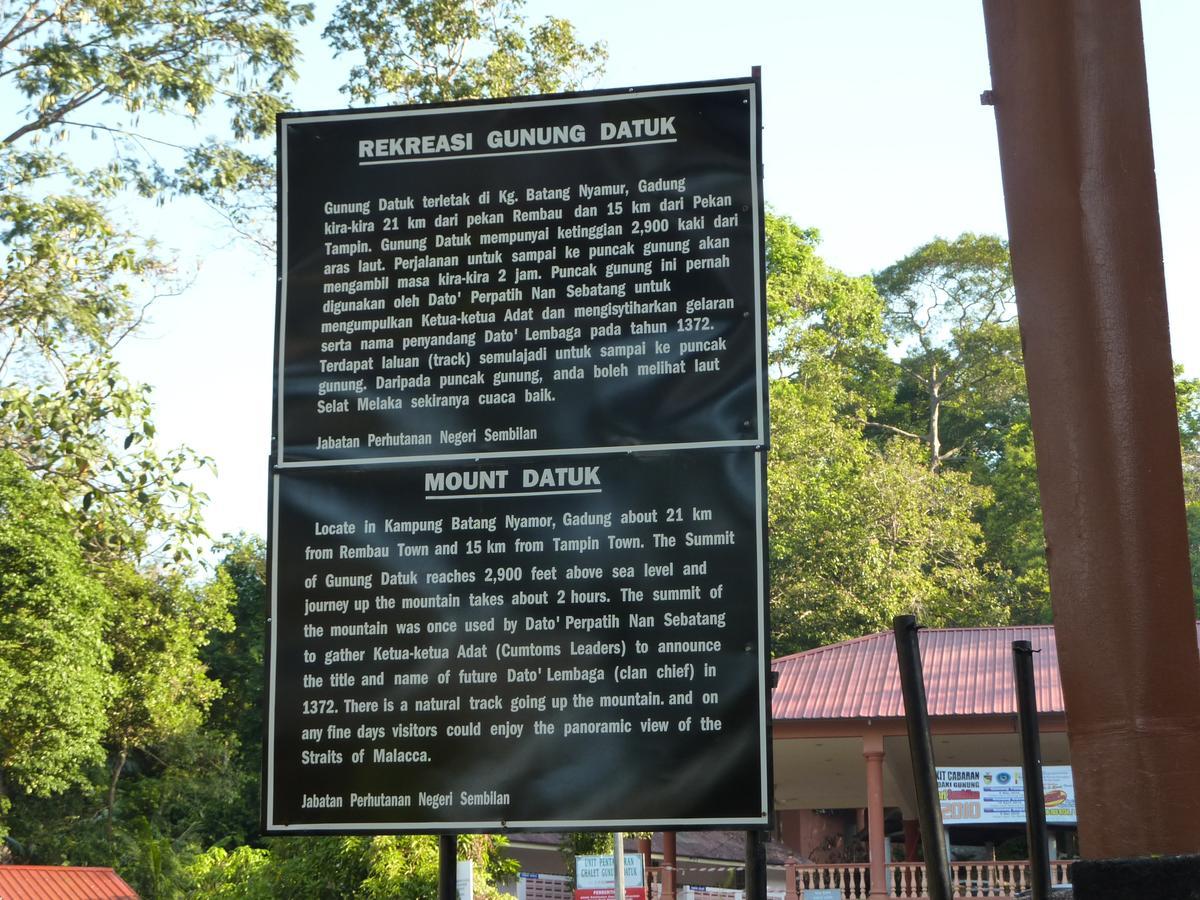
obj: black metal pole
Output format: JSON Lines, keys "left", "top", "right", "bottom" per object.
{"left": 893, "top": 615, "right": 952, "bottom": 900}
{"left": 744, "top": 830, "right": 766, "bottom": 900}
{"left": 1013, "top": 641, "right": 1051, "bottom": 899}
{"left": 439, "top": 833, "right": 458, "bottom": 900}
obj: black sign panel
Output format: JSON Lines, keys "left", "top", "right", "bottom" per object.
{"left": 267, "top": 78, "right": 770, "bottom": 835}
{"left": 277, "top": 81, "right": 765, "bottom": 464}
{"left": 265, "top": 452, "right": 767, "bottom": 832}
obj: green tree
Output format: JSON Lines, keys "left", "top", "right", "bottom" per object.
{"left": 0, "top": 451, "right": 112, "bottom": 836}
{"left": 769, "top": 379, "right": 1004, "bottom": 655}
{"left": 0, "top": 155, "right": 214, "bottom": 561}
{"left": 99, "top": 565, "right": 233, "bottom": 838}
{"left": 1, "top": 0, "right": 310, "bottom": 147}
{"left": 867, "top": 233, "right": 1054, "bottom": 623}
{"left": 197, "top": 534, "right": 266, "bottom": 847}
{"left": 2, "top": 1, "right": 605, "bottom": 894}
{"left": 1184, "top": 450, "right": 1200, "bottom": 616}
{"left": 765, "top": 213, "right": 888, "bottom": 397}
{"left": 203, "top": 534, "right": 266, "bottom": 758}
{"left": 872, "top": 233, "right": 1024, "bottom": 471}
{"left": 184, "top": 833, "right": 517, "bottom": 899}
{"left": 1177, "top": 369, "right": 1200, "bottom": 612}
{"left": 323, "top": 0, "right": 606, "bottom": 105}
{"left": 763, "top": 218, "right": 1005, "bottom": 653}
{"left": 188, "top": 0, "right": 607, "bottom": 247}
{"left": 1, "top": 0, "right": 314, "bottom": 561}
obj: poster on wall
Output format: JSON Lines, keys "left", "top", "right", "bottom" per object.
{"left": 937, "top": 766, "right": 1077, "bottom": 825}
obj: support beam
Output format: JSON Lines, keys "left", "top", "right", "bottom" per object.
{"left": 662, "top": 832, "right": 677, "bottom": 900}
{"left": 1013, "top": 640, "right": 1050, "bottom": 900}
{"left": 864, "top": 749, "right": 888, "bottom": 899}
{"left": 980, "top": 0, "right": 1200, "bottom": 864}
{"left": 438, "top": 835, "right": 457, "bottom": 900}
{"left": 745, "top": 831, "right": 766, "bottom": 900}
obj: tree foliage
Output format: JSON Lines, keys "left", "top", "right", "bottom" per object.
{"left": 1, "top": 1, "right": 606, "bottom": 893}
{"left": 1, "top": 0, "right": 311, "bottom": 146}
{"left": 323, "top": 0, "right": 606, "bottom": 105}
{"left": 769, "top": 380, "right": 1004, "bottom": 655}
{"left": 0, "top": 451, "right": 111, "bottom": 834}
{"left": 0, "top": 146, "right": 215, "bottom": 559}
{"left": 203, "top": 534, "right": 266, "bottom": 760}
{"left": 1185, "top": 450, "right": 1200, "bottom": 617}
{"left": 99, "top": 564, "right": 232, "bottom": 829}
{"left": 1179, "top": 371, "right": 1200, "bottom": 612}
{"left": 764, "top": 218, "right": 1008, "bottom": 653}
{"left": 1, "top": 0, "right": 310, "bottom": 561}
{"left": 872, "top": 234, "right": 1023, "bottom": 471}
{"left": 765, "top": 213, "right": 887, "bottom": 389}
{"left": 184, "top": 833, "right": 517, "bottom": 899}
{"left": 188, "top": 0, "right": 607, "bottom": 248}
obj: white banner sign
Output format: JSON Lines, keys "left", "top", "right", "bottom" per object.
{"left": 937, "top": 766, "right": 1076, "bottom": 825}
{"left": 576, "top": 855, "right": 645, "bottom": 889}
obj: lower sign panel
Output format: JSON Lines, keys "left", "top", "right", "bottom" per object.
{"left": 265, "top": 451, "right": 768, "bottom": 832}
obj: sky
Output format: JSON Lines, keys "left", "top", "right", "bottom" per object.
{"left": 115, "top": 1, "right": 1200, "bottom": 545}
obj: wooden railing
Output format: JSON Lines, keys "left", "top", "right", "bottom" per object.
{"left": 888, "top": 860, "right": 1072, "bottom": 897}
{"left": 783, "top": 859, "right": 1072, "bottom": 898}
{"left": 790, "top": 863, "right": 872, "bottom": 898}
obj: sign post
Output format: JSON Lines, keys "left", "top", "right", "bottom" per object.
{"left": 264, "top": 78, "right": 770, "bottom": 835}
{"left": 614, "top": 834, "right": 626, "bottom": 900}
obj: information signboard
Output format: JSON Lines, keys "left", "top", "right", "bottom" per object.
{"left": 276, "top": 80, "right": 765, "bottom": 464}
{"left": 937, "top": 766, "right": 1077, "bottom": 825}
{"left": 266, "top": 451, "right": 766, "bottom": 830}
{"left": 265, "top": 78, "right": 769, "bottom": 834}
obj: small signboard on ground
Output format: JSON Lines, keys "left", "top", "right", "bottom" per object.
{"left": 575, "top": 854, "right": 646, "bottom": 900}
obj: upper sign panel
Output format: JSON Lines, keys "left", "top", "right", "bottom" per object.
{"left": 277, "top": 81, "right": 765, "bottom": 465}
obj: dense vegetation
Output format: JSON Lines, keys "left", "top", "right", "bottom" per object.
{"left": 2, "top": 0, "right": 1198, "bottom": 894}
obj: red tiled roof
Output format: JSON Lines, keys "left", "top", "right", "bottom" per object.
{"left": 0, "top": 866, "right": 138, "bottom": 899}
{"left": 772, "top": 625, "right": 1074, "bottom": 721}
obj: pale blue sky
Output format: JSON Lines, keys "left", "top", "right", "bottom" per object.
{"left": 116, "top": 1, "right": 1199, "bottom": 543}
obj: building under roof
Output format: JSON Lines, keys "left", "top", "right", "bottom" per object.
{"left": 769, "top": 623, "right": 1200, "bottom": 896}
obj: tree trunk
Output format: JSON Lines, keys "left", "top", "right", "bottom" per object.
{"left": 928, "top": 362, "right": 942, "bottom": 471}
{"left": 106, "top": 747, "right": 127, "bottom": 841}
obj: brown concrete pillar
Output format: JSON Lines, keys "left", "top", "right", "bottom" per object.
{"left": 864, "top": 749, "right": 888, "bottom": 899}
{"left": 662, "top": 832, "right": 677, "bottom": 900}
{"left": 784, "top": 857, "right": 798, "bottom": 900}
{"left": 980, "top": 0, "right": 1200, "bottom": 864}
